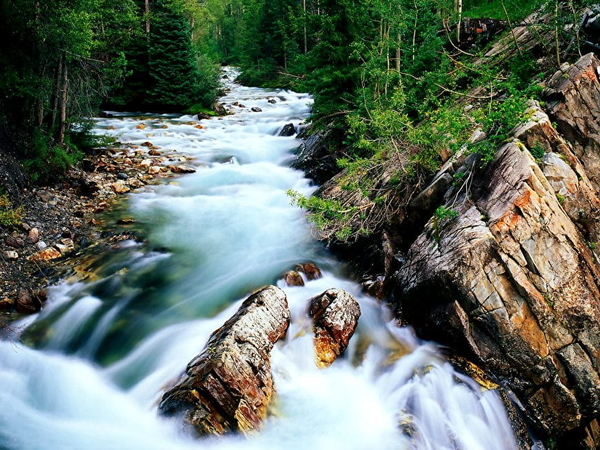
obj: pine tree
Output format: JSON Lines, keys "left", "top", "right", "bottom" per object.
{"left": 147, "top": 0, "right": 202, "bottom": 111}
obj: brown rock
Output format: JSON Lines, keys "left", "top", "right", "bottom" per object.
{"left": 168, "top": 165, "right": 196, "bottom": 174}
{"left": 111, "top": 181, "right": 130, "bottom": 194}
{"left": 0, "top": 298, "right": 14, "bottom": 311}
{"left": 296, "top": 262, "right": 322, "bottom": 280}
{"left": 309, "top": 288, "right": 361, "bottom": 368}
{"left": 158, "top": 286, "right": 290, "bottom": 437}
{"left": 15, "top": 289, "right": 47, "bottom": 314}
{"left": 148, "top": 149, "right": 160, "bottom": 156}
{"left": 5, "top": 236, "right": 24, "bottom": 248}
{"left": 283, "top": 270, "right": 304, "bottom": 287}
{"left": 28, "top": 247, "right": 61, "bottom": 261}
{"left": 392, "top": 141, "right": 600, "bottom": 437}
{"left": 26, "top": 227, "right": 40, "bottom": 244}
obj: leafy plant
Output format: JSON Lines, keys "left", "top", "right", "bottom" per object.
{"left": 432, "top": 205, "right": 459, "bottom": 243}
{"left": 0, "top": 195, "right": 23, "bottom": 228}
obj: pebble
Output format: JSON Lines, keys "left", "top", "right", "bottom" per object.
{"left": 2, "top": 250, "right": 19, "bottom": 260}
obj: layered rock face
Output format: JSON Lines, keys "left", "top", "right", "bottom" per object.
{"left": 158, "top": 286, "right": 290, "bottom": 436}
{"left": 389, "top": 54, "right": 600, "bottom": 445}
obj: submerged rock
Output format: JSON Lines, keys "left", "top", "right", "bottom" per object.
{"left": 308, "top": 288, "right": 361, "bottom": 368}
{"left": 158, "top": 286, "right": 290, "bottom": 436}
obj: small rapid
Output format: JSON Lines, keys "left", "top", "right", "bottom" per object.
{"left": 0, "top": 68, "right": 518, "bottom": 450}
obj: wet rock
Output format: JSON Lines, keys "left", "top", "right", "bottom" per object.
{"left": 26, "top": 227, "right": 39, "bottom": 244}
{"left": 267, "top": 98, "right": 277, "bottom": 104}
{"left": 116, "top": 172, "right": 128, "bottom": 180}
{"left": 197, "top": 112, "right": 212, "bottom": 120}
{"left": 212, "top": 102, "right": 229, "bottom": 116}
{"left": 148, "top": 149, "right": 161, "bottom": 156}
{"left": 250, "top": 107, "right": 262, "bottom": 113}
{"left": 158, "top": 286, "right": 290, "bottom": 436}
{"left": 296, "top": 262, "right": 322, "bottom": 280}
{"left": 28, "top": 247, "right": 61, "bottom": 261}
{"left": 283, "top": 270, "right": 304, "bottom": 287}
{"left": 278, "top": 123, "right": 296, "bottom": 137}
{"left": 292, "top": 130, "right": 341, "bottom": 184}
{"left": 111, "top": 181, "right": 130, "bottom": 194}
{"left": 15, "top": 288, "right": 47, "bottom": 314}
{"left": 309, "top": 288, "right": 361, "bottom": 368}
{"left": 168, "top": 165, "right": 196, "bottom": 174}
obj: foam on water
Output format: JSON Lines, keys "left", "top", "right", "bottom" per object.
{"left": 0, "top": 68, "right": 518, "bottom": 450}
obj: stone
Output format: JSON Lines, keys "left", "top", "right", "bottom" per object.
{"left": 149, "top": 149, "right": 161, "bottom": 156}
{"left": 26, "top": 227, "right": 40, "bottom": 244}
{"left": 197, "top": 112, "right": 212, "bottom": 120}
{"left": 268, "top": 98, "right": 277, "bottom": 104}
{"left": 278, "top": 123, "right": 296, "bottom": 137}
{"left": 2, "top": 250, "right": 18, "bottom": 260}
{"left": 36, "top": 241, "right": 47, "bottom": 250}
{"left": 148, "top": 166, "right": 161, "bottom": 175}
{"left": 212, "top": 102, "right": 229, "bottom": 116}
{"left": 309, "top": 288, "right": 361, "bottom": 368}
{"left": 544, "top": 53, "right": 600, "bottom": 191}
{"left": 28, "top": 247, "right": 61, "bottom": 261}
{"left": 295, "top": 262, "right": 322, "bottom": 280}
{"left": 111, "top": 181, "right": 130, "bottom": 194}
{"left": 283, "top": 270, "right": 304, "bottom": 287}
{"left": 15, "top": 289, "right": 47, "bottom": 314}
{"left": 250, "top": 107, "right": 262, "bottom": 112}
{"left": 5, "top": 236, "right": 24, "bottom": 248}
{"left": 168, "top": 165, "right": 196, "bottom": 174}
{"left": 116, "top": 172, "right": 128, "bottom": 180}
{"left": 158, "top": 286, "right": 290, "bottom": 437}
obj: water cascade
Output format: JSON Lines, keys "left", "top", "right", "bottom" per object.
{"left": 0, "top": 69, "right": 518, "bottom": 450}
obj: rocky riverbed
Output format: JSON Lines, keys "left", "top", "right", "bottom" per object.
{"left": 0, "top": 139, "right": 198, "bottom": 327}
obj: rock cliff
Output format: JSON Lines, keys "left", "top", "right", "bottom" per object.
{"left": 310, "top": 53, "right": 600, "bottom": 447}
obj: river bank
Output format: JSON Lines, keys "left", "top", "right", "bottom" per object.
{"left": 0, "top": 137, "right": 196, "bottom": 324}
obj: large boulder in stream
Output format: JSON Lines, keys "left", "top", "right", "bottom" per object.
{"left": 309, "top": 288, "right": 361, "bottom": 368}
{"left": 158, "top": 286, "right": 290, "bottom": 436}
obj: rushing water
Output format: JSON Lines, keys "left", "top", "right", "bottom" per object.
{"left": 0, "top": 69, "right": 518, "bottom": 450}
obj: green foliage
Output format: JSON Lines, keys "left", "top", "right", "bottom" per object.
{"left": 530, "top": 142, "right": 546, "bottom": 160}
{"left": 0, "top": 195, "right": 23, "bottom": 228}
{"left": 23, "top": 132, "right": 83, "bottom": 184}
{"left": 432, "top": 205, "right": 459, "bottom": 243}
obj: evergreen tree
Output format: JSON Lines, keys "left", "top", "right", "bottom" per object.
{"left": 147, "top": 0, "right": 203, "bottom": 111}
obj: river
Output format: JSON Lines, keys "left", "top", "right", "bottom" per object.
{"left": 0, "top": 69, "right": 518, "bottom": 450}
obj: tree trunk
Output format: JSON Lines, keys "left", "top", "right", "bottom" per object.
{"left": 58, "top": 55, "right": 68, "bottom": 145}
{"left": 145, "top": 0, "right": 150, "bottom": 34}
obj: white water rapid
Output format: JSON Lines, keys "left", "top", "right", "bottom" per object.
{"left": 0, "top": 69, "right": 518, "bottom": 450}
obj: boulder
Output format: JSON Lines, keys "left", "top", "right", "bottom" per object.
{"left": 212, "top": 102, "right": 229, "bottom": 116}
{"left": 292, "top": 131, "right": 341, "bottom": 184}
{"left": 278, "top": 123, "right": 296, "bottom": 137}
{"left": 158, "top": 286, "right": 290, "bottom": 436}
{"left": 15, "top": 288, "right": 47, "bottom": 314}
{"left": 295, "top": 262, "right": 322, "bottom": 280}
{"left": 308, "top": 288, "right": 361, "bottom": 368}
{"left": 283, "top": 270, "right": 304, "bottom": 287}
{"left": 250, "top": 107, "right": 262, "bottom": 113}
